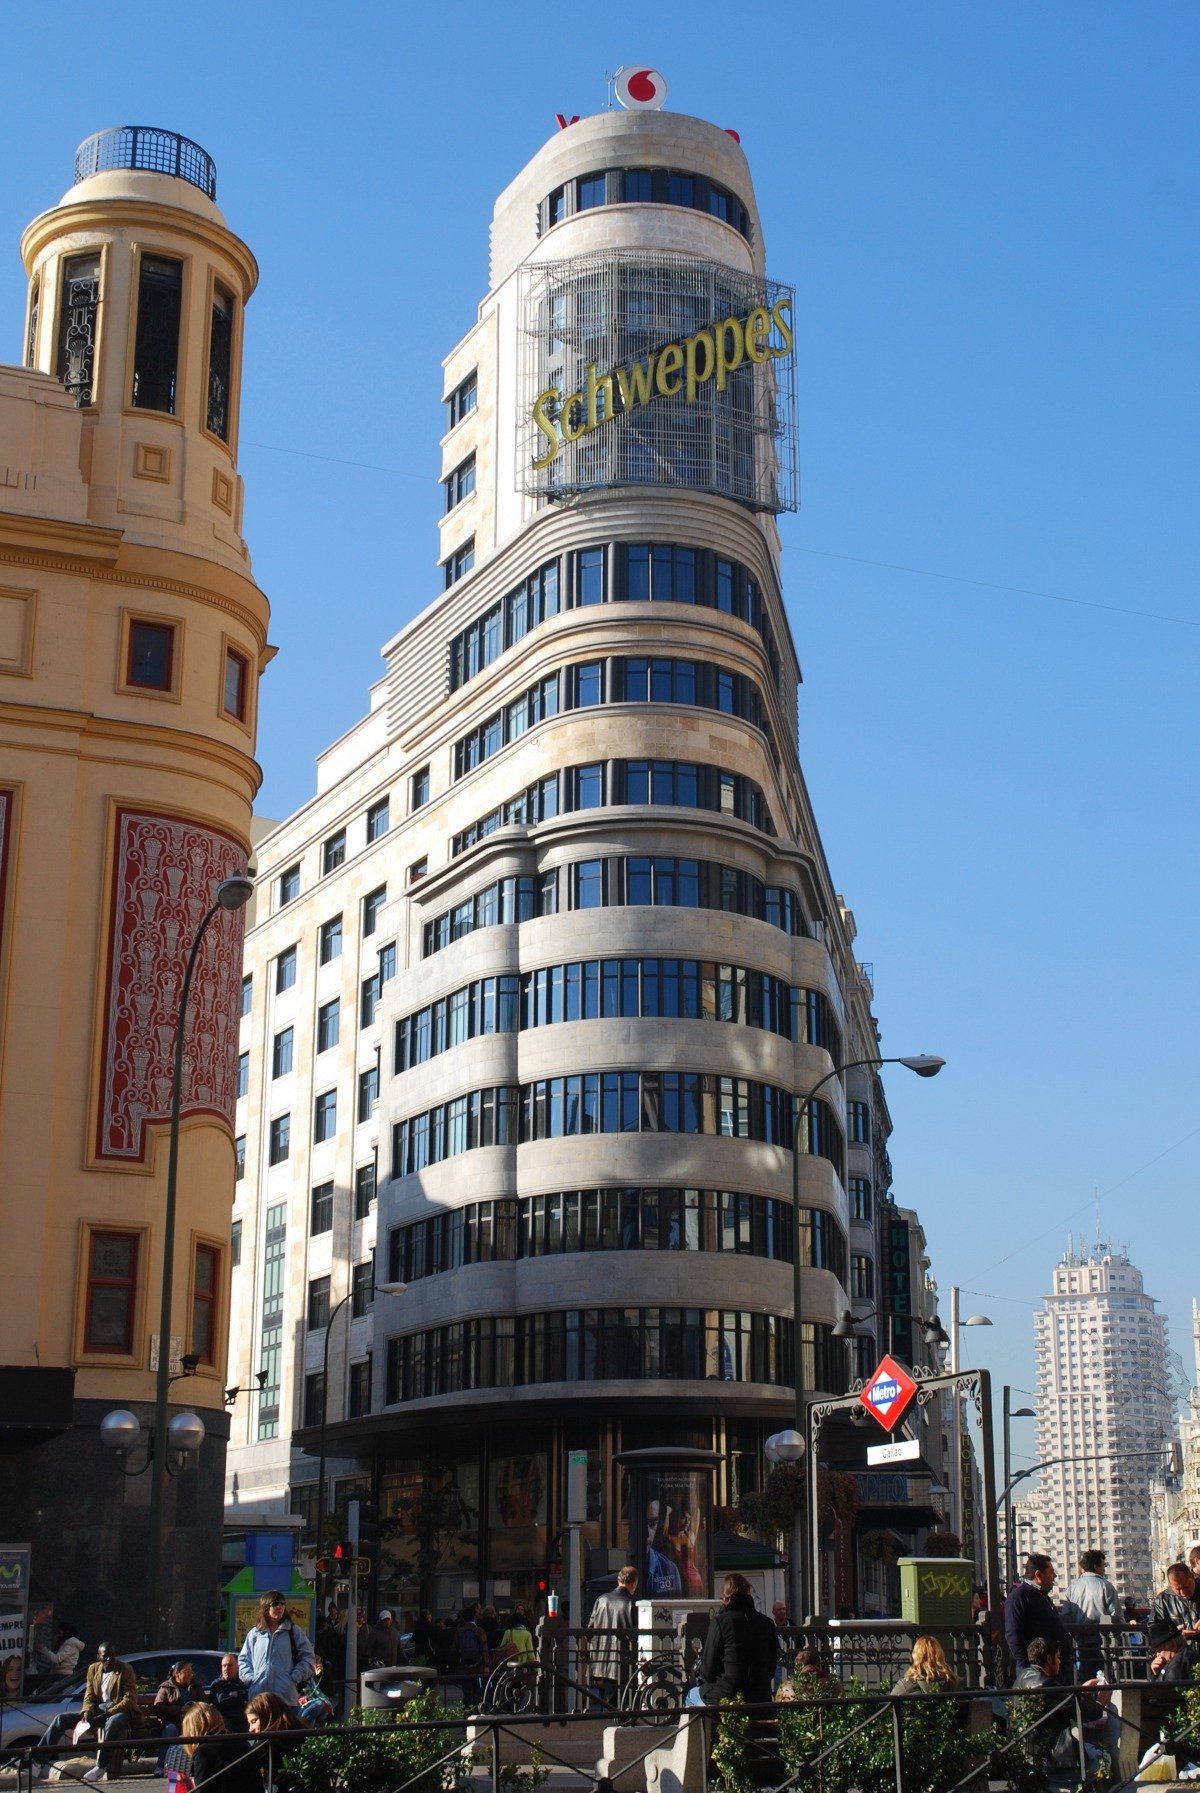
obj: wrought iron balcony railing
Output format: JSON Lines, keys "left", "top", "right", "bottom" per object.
{"left": 73, "top": 127, "right": 216, "bottom": 200}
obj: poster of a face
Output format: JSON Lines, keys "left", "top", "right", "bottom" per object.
{"left": 641, "top": 1470, "right": 708, "bottom": 1598}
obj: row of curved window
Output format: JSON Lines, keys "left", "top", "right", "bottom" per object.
{"left": 447, "top": 544, "right": 780, "bottom": 698}
{"left": 451, "top": 758, "right": 774, "bottom": 857}
{"left": 395, "top": 960, "right": 842, "bottom": 1072}
{"left": 539, "top": 168, "right": 752, "bottom": 242}
{"left": 385, "top": 1189, "right": 849, "bottom": 1286}
{"left": 421, "top": 856, "right": 808, "bottom": 959}
{"left": 384, "top": 1307, "right": 792, "bottom": 1406}
{"left": 453, "top": 654, "right": 773, "bottom": 782}
{"left": 389, "top": 1074, "right": 843, "bottom": 1181}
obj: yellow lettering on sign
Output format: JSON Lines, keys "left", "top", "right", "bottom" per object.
{"left": 615, "top": 356, "right": 657, "bottom": 410}
{"left": 685, "top": 329, "right": 715, "bottom": 402}
{"left": 529, "top": 293, "right": 795, "bottom": 468}
{"left": 714, "top": 316, "right": 745, "bottom": 388}
{"left": 586, "top": 362, "right": 614, "bottom": 429}
{"left": 744, "top": 307, "right": 771, "bottom": 364}
{"left": 531, "top": 389, "right": 562, "bottom": 470}
{"left": 656, "top": 342, "right": 684, "bottom": 395}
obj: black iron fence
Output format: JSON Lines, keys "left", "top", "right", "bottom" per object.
{"left": 4, "top": 1678, "right": 1197, "bottom": 1793}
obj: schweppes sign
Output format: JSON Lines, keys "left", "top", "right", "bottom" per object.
{"left": 531, "top": 297, "right": 794, "bottom": 471}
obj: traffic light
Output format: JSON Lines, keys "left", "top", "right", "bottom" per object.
{"left": 357, "top": 1502, "right": 380, "bottom": 1561}
{"left": 333, "top": 1539, "right": 354, "bottom": 1564}
{"left": 536, "top": 1576, "right": 548, "bottom": 1594}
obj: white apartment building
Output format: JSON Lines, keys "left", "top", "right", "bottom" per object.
{"left": 1028, "top": 1242, "right": 1170, "bottom": 1601}
{"left": 226, "top": 97, "right": 926, "bottom": 1615}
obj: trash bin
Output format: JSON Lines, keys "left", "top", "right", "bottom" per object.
{"left": 358, "top": 1665, "right": 436, "bottom": 1711}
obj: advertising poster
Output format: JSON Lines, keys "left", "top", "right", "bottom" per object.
{"left": 231, "top": 1595, "right": 310, "bottom": 1649}
{"left": 0, "top": 1545, "right": 30, "bottom": 1686}
{"left": 639, "top": 1471, "right": 709, "bottom": 1598}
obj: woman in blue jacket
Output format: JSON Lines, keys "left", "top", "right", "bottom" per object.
{"left": 237, "top": 1592, "right": 315, "bottom": 1709}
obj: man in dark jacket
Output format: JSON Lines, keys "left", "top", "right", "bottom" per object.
{"left": 587, "top": 1566, "right": 639, "bottom": 1710}
{"left": 687, "top": 1574, "right": 777, "bottom": 1707}
{"left": 1015, "top": 1637, "right": 1118, "bottom": 1773}
{"left": 365, "top": 1609, "right": 402, "bottom": 1667}
{"left": 1151, "top": 1564, "right": 1200, "bottom": 1637}
{"left": 1004, "top": 1553, "right": 1072, "bottom": 1680}
{"left": 207, "top": 1653, "right": 251, "bottom": 1732}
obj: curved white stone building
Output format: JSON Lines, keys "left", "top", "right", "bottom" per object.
{"left": 228, "top": 102, "right": 905, "bottom": 1614}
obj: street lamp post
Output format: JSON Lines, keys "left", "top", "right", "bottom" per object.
{"left": 145, "top": 874, "right": 253, "bottom": 1648}
{"left": 789, "top": 1052, "right": 944, "bottom": 1621}
{"left": 946, "top": 1287, "right": 991, "bottom": 1546}
{"left": 314, "top": 1279, "right": 406, "bottom": 1611}
{"left": 832, "top": 1306, "right": 950, "bottom": 1359}
{"left": 1002, "top": 1386, "right": 1036, "bottom": 1586}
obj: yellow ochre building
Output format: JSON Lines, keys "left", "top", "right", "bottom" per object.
{"left": 0, "top": 128, "right": 268, "bottom": 1647}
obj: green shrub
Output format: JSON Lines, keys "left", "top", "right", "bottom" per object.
{"left": 710, "top": 1701, "right": 755, "bottom": 1793}
{"left": 277, "top": 1691, "right": 472, "bottom": 1793}
{"left": 776, "top": 1678, "right": 988, "bottom": 1793}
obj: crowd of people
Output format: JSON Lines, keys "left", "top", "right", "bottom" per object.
{"left": 999, "top": 1546, "right": 1200, "bottom": 1779}
{"left": 29, "top": 1592, "right": 333, "bottom": 1784}
{"left": 314, "top": 1594, "right": 536, "bottom": 1698}
{"left": 18, "top": 1544, "right": 1200, "bottom": 1784}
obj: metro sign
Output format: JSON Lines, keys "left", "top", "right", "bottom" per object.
{"left": 859, "top": 1353, "right": 918, "bottom": 1433}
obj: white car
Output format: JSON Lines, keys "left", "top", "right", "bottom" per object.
{"left": 0, "top": 1650, "right": 226, "bottom": 1757}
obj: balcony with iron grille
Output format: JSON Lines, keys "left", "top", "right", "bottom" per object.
{"left": 73, "top": 127, "right": 216, "bottom": 200}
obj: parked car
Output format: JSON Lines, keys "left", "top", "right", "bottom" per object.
{"left": 0, "top": 1650, "right": 226, "bottom": 1756}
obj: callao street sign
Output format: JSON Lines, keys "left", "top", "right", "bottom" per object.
{"left": 858, "top": 1354, "right": 918, "bottom": 1433}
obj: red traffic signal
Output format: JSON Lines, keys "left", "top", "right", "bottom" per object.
{"left": 536, "top": 1577, "right": 547, "bottom": 1593}
{"left": 333, "top": 1539, "right": 354, "bottom": 1561}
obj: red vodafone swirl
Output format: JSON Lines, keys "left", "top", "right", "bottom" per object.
{"left": 614, "top": 66, "right": 668, "bottom": 110}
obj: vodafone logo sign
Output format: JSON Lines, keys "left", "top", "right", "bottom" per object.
{"left": 615, "top": 67, "right": 668, "bottom": 111}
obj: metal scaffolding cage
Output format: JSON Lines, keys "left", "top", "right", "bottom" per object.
{"left": 517, "top": 250, "right": 798, "bottom": 514}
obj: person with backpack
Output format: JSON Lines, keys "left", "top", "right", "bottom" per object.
{"left": 237, "top": 1591, "right": 316, "bottom": 1709}
{"left": 454, "top": 1608, "right": 490, "bottom": 1701}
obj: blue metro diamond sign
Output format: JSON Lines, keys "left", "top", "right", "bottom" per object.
{"left": 858, "top": 1353, "right": 918, "bottom": 1433}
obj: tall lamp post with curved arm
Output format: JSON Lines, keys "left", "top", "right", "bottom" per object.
{"left": 314, "top": 1278, "right": 406, "bottom": 1609}
{"left": 786, "top": 1052, "right": 945, "bottom": 1622}
{"left": 145, "top": 873, "right": 254, "bottom": 1649}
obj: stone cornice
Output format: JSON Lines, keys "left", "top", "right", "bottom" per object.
{"left": 21, "top": 200, "right": 258, "bottom": 298}
{"left": 0, "top": 512, "right": 121, "bottom": 569}
{"left": 0, "top": 525, "right": 271, "bottom": 647}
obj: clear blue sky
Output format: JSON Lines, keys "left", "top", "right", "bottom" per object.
{"left": 3, "top": 3, "right": 1197, "bottom": 1497}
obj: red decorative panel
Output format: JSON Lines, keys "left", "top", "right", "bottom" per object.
{"left": 96, "top": 810, "right": 247, "bottom": 1162}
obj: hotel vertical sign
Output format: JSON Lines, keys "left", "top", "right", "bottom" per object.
{"left": 885, "top": 1214, "right": 913, "bottom": 1361}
